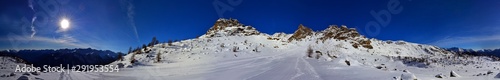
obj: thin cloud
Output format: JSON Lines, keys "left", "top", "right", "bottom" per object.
{"left": 1, "top": 36, "right": 93, "bottom": 49}
{"left": 30, "top": 17, "right": 36, "bottom": 38}
{"left": 430, "top": 26, "right": 500, "bottom": 49}
{"left": 120, "top": 0, "right": 140, "bottom": 42}
{"left": 28, "top": 0, "right": 36, "bottom": 38}
{"left": 47, "top": 36, "right": 92, "bottom": 48}
{"left": 431, "top": 35, "right": 500, "bottom": 46}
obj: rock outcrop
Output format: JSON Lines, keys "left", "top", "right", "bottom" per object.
{"left": 200, "top": 18, "right": 260, "bottom": 38}
{"left": 319, "top": 25, "right": 372, "bottom": 49}
{"left": 288, "top": 24, "right": 314, "bottom": 42}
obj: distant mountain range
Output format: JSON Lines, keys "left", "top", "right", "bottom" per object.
{"left": 0, "top": 48, "right": 121, "bottom": 68}
{"left": 446, "top": 47, "right": 500, "bottom": 57}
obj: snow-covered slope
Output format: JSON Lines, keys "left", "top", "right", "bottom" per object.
{"left": 3, "top": 18, "right": 500, "bottom": 80}
{"left": 109, "top": 18, "right": 499, "bottom": 80}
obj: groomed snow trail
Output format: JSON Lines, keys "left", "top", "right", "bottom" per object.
{"left": 203, "top": 46, "right": 322, "bottom": 80}
{"left": 246, "top": 48, "right": 322, "bottom": 80}
{"left": 92, "top": 46, "right": 327, "bottom": 80}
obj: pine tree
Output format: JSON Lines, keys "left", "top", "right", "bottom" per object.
{"left": 128, "top": 47, "right": 132, "bottom": 54}
{"left": 307, "top": 46, "right": 313, "bottom": 58}
{"left": 155, "top": 40, "right": 160, "bottom": 45}
{"left": 156, "top": 52, "right": 161, "bottom": 63}
{"left": 117, "top": 52, "right": 124, "bottom": 61}
{"left": 135, "top": 46, "right": 140, "bottom": 53}
{"left": 149, "top": 36, "right": 158, "bottom": 47}
{"left": 168, "top": 40, "right": 173, "bottom": 46}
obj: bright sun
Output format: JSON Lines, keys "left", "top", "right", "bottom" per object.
{"left": 60, "top": 19, "right": 70, "bottom": 29}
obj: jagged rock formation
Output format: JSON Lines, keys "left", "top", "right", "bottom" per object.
{"left": 288, "top": 24, "right": 314, "bottom": 41}
{"left": 287, "top": 24, "right": 373, "bottom": 49}
{"left": 319, "top": 25, "right": 360, "bottom": 41}
{"left": 319, "top": 25, "right": 372, "bottom": 49}
{"left": 200, "top": 18, "right": 260, "bottom": 38}
{"left": 201, "top": 19, "right": 372, "bottom": 49}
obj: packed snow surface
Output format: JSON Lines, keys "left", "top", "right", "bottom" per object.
{"left": 1, "top": 19, "right": 499, "bottom": 80}
{"left": 2, "top": 35, "right": 498, "bottom": 80}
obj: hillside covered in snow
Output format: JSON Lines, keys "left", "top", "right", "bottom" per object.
{"left": 2, "top": 18, "right": 500, "bottom": 80}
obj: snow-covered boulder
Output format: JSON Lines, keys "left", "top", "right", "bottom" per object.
{"left": 17, "top": 75, "right": 29, "bottom": 80}
{"left": 117, "top": 63, "right": 125, "bottom": 68}
{"left": 126, "top": 65, "right": 133, "bottom": 68}
{"left": 10, "top": 73, "right": 16, "bottom": 77}
{"left": 450, "top": 71, "right": 460, "bottom": 77}
{"left": 403, "top": 70, "right": 411, "bottom": 73}
{"left": 393, "top": 76, "right": 401, "bottom": 80}
{"left": 401, "top": 73, "right": 418, "bottom": 80}
{"left": 495, "top": 73, "right": 500, "bottom": 78}
{"left": 435, "top": 73, "right": 447, "bottom": 78}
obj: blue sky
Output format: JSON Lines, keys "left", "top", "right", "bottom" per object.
{"left": 1, "top": 0, "right": 499, "bottom": 52}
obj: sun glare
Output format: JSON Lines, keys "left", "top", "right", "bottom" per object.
{"left": 60, "top": 19, "right": 70, "bottom": 29}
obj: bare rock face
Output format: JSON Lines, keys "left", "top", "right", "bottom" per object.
{"left": 286, "top": 24, "right": 373, "bottom": 49}
{"left": 288, "top": 24, "right": 314, "bottom": 42}
{"left": 319, "top": 25, "right": 372, "bottom": 49}
{"left": 200, "top": 18, "right": 260, "bottom": 38}
{"left": 319, "top": 25, "right": 360, "bottom": 41}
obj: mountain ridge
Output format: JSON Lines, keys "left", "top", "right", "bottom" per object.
{"left": 447, "top": 47, "right": 500, "bottom": 57}
{"left": 0, "top": 48, "right": 120, "bottom": 68}
{"left": 4, "top": 18, "right": 498, "bottom": 80}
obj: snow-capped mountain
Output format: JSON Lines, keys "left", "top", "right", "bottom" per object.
{"left": 199, "top": 18, "right": 261, "bottom": 38}
{"left": 109, "top": 18, "right": 499, "bottom": 80}
{"left": 0, "top": 48, "right": 120, "bottom": 80}
{"left": 2, "top": 18, "right": 499, "bottom": 80}
{"left": 447, "top": 47, "right": 500, "bottom": 57}
{"left": 0, "top": 48, "right": 119, "bottom": 68}
{"left": 447, "top": 47, "right": 477, "bottom": 54}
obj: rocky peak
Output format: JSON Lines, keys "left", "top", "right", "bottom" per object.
{"left": 320, "top": 25, "right": 361, "bottom": 41}
{"left": 200, "top": 18, "right": 260, "bottom": 38}
{"left": 319, "top": 25, "right": 371, "bottom": 49}
{"left": 211, "top": 18, "right": 244, "bottom": 31}
{"left": 288, "top": 24, "right": 314, "bottom": 41}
